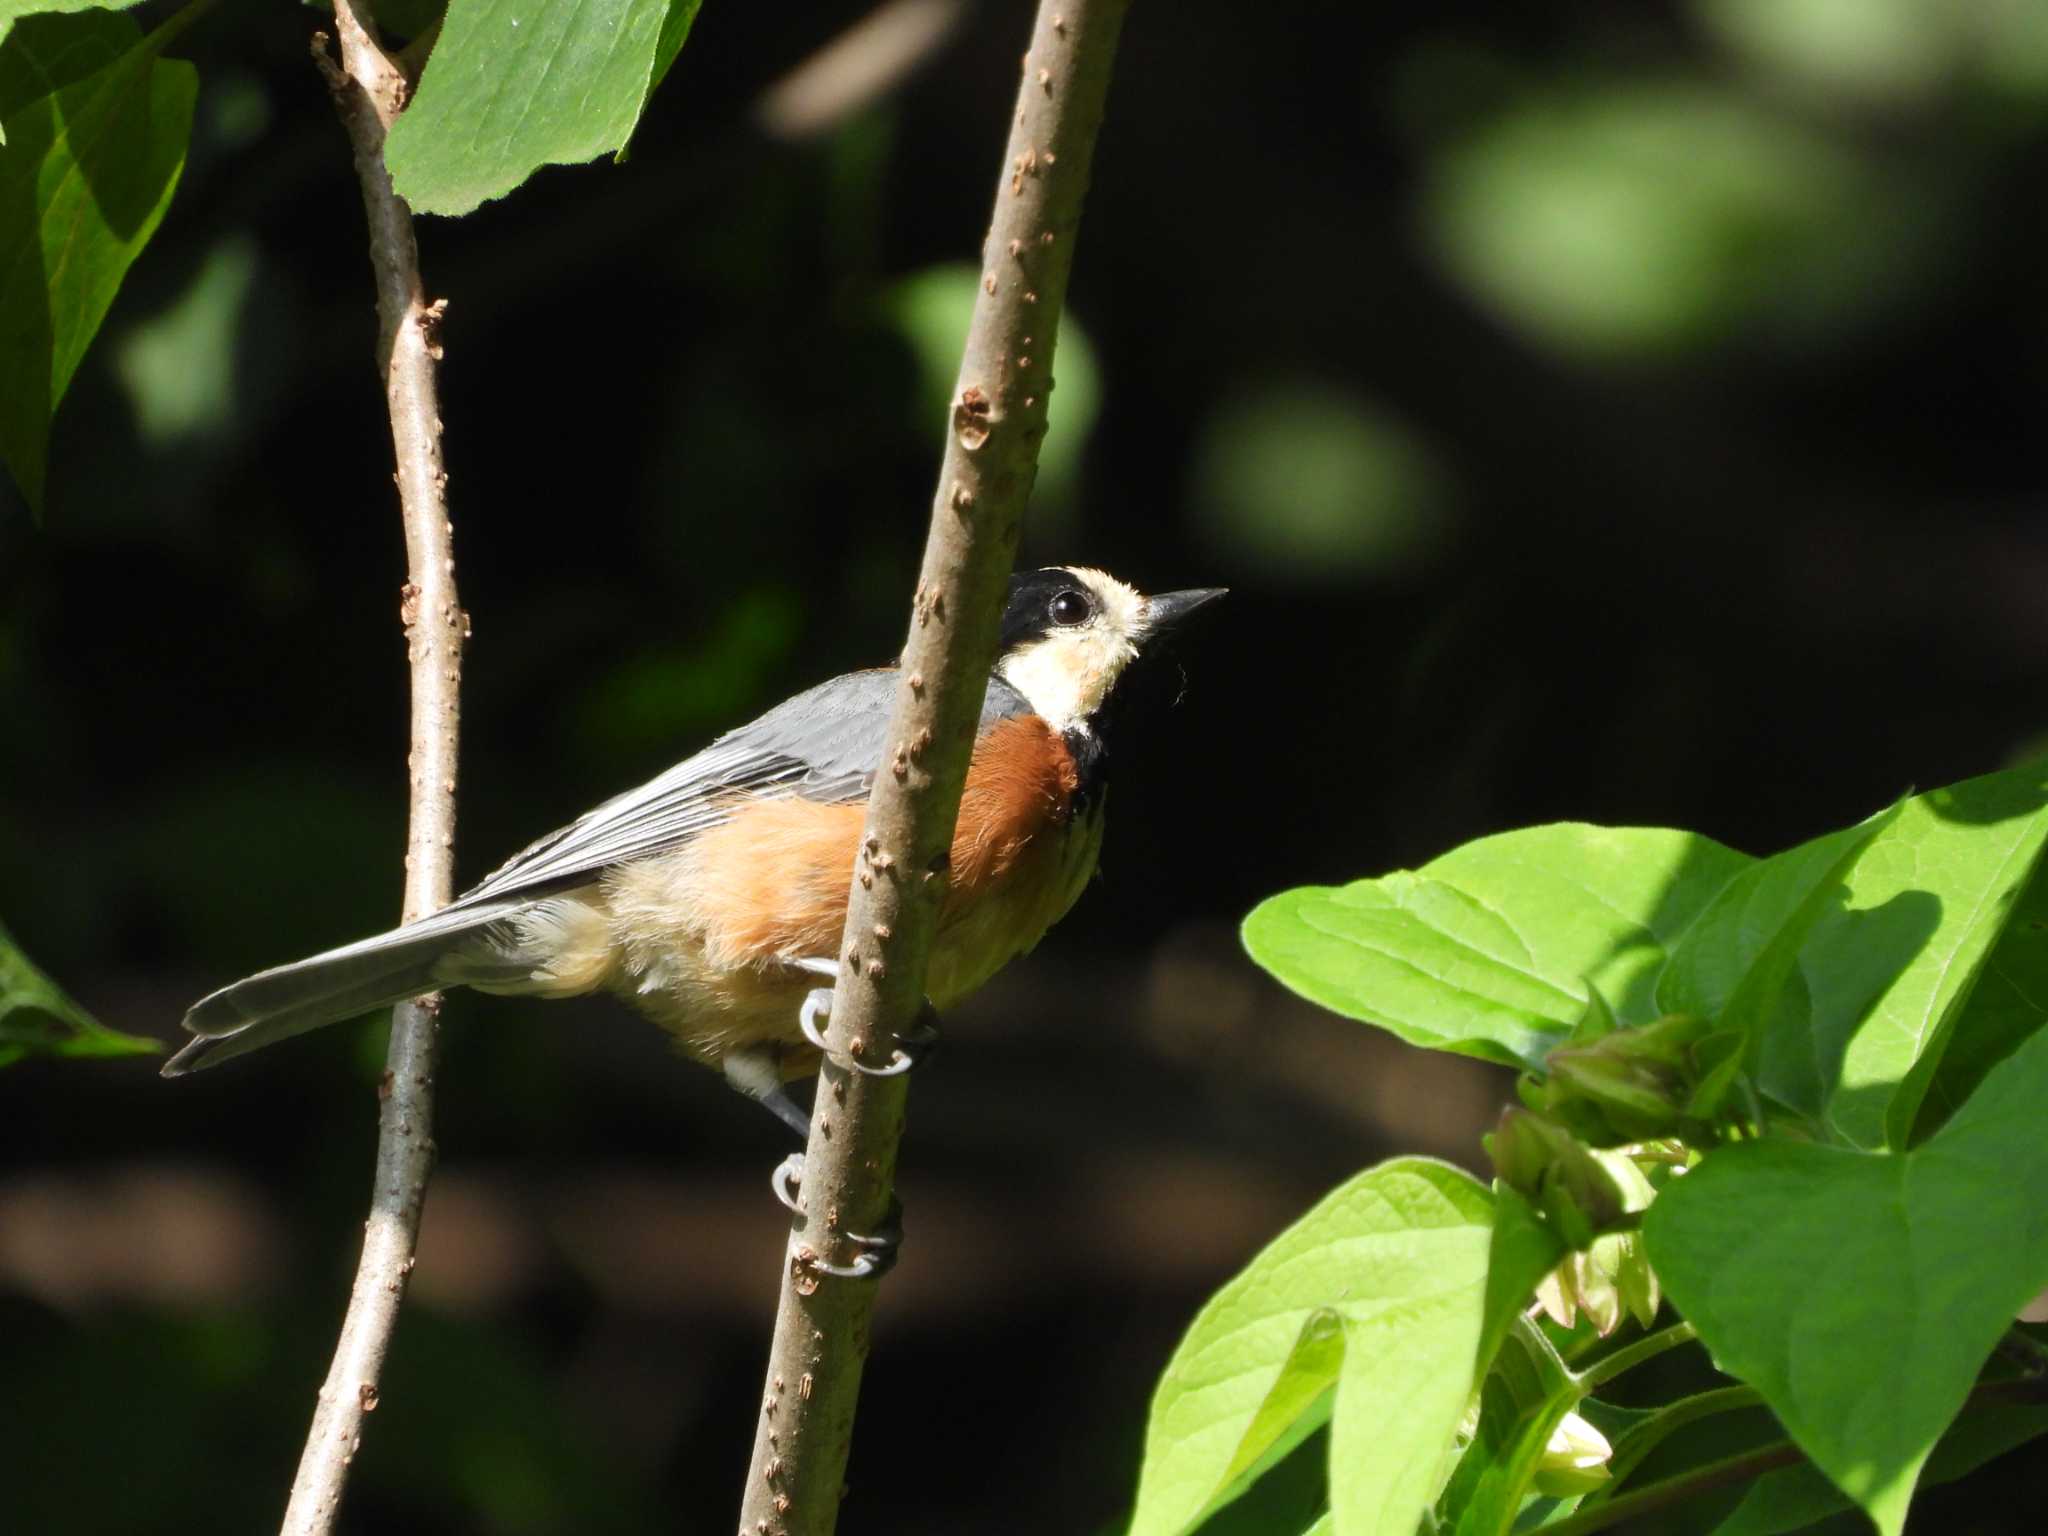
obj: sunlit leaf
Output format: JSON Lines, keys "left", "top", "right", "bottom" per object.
{"left": 0, "top": 918, "right": 159, "bottom": 1065}
{"left": 1437, "top": 1318, "right": 1580, "bottom": 1536}
{"left": 1656, "top": 804, "right": 1895, "bottom": 1050}
{"left": 1780, "top": 763, "right": 2048, "bottom": 1148}
{"left": 1128, "top": 1160, "right": 1493, "bottom": 1536}
{"left": 1643, "top": 1023, "right": 2048, "bottom": 1535}
{"left": 1475, "top": 1185, "right": 1564, "bottom": 1380}
{"left": 1243, "top": 825, "right": 1751, "bottom": 1070}
{"left": 384, "top": 0, "right": 698, "bottom": 216}
{"left": 1915, "top": 854, "right": 2048, "bottom": 1142}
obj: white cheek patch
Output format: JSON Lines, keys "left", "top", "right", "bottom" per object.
{"left": 999, "top": 627, "right": 1139, "bottom": 731}
{"left": 997, "top": 567, "right": 1150, "bottom": 731}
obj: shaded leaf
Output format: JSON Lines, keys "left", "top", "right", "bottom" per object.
{"left": 0, "top": 6, "right": 135, "bottom": 111}
{"left": 0, "top": 918, "right": 159, "bottom": 1065}
{"left": 1915, "top": 852, "right": 2048, "bottom": 1142}
{"left": 1655, "top": 803, "right": 1897, "bottom": 1049}
{"left": 1643, "top": 1023, "right": 2048, "bottom": 1534}
{"left": 1781, "top": 763, "right": 2048, "bottom": 1148}
{"left": 1185, "top": 1416, "right": 1331, "bottom": 1536}
{"left": 0, "top": 6, "right": 195, "bottom": 511}
{"left": 646, "top": 0, "right": 699, "bottom": 98}
{"left": 1709, "top": 1393, "right": 2048, "bottom": 1536}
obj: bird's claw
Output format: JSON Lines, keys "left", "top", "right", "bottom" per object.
{"left": 797, "top": 984, "right": 942, "bottom": 1076}
{"left": 770, "top": 1152, "right": 902, "bottom": 1279}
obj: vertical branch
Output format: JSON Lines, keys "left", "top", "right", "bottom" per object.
{"left": 284, "top": 4, "right": 462, "bottom": 1532}
{"left": 737, "top": 4, "right": 1131, "bottom": 1534}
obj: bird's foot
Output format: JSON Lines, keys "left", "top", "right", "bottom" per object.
{"left": 770, "top": 1152, "right": 903, "bottom": 1279}
{"left": 793, "top": 958, "right": 942, "bottom": 1076}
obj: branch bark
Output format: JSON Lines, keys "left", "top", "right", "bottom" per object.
{"left": 283, "top": 6, "right": 462, "bottom": 1532}
{"left": 737, "top": 4, "right": 1131, "bottom": 1533}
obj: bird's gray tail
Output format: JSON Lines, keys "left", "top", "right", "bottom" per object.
{"left": 163, "top": 900, "right": 533, "bottom": 1076}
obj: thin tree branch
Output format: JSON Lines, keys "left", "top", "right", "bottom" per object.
{"left": 1555, "top": 1373, "right": 2048, "bottom": 1535}
{"left": 1575, "top": 1322, "right": 1698, "bottom": 1393}
{"left": 1539, "top": 1443, "right": 1808, "bottom": 1536}
{"left": 736, "top": 3, "right": 1131, "bottom": 1533}
{"left": 283, "top": 6, "right": 462, "bottom": 1532}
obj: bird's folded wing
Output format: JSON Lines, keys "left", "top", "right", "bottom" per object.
{"left": 450, "top": 669, "right": 1029, "bottom": 908}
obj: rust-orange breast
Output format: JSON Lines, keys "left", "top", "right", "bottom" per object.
{"left": 677, "top": 712, "right": 1091, "bottom": 1005}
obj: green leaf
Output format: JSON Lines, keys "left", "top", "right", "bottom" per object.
{"left": 0, "top": 0, "right": 152, "bottom": 70}
{"left": 1128, "top": 1160, "right": 1494, "bottom": 1536}
{"left": 1780, "top": 763, "right": 2048, "bottom": 1148}
{"left": 1185, "top": 1417, "right": 1331, "bottom": 1536}
{"left": 1185, "top": 1315, "right": 1342, "bottom": 1531}
{"left": 1642, "top": 1022, "right": 2048, "bottom": 1535}
{"left": 0, "top": 5, "right": 139, "bottom": 104}
{"left": 645, "top": 0, "right": 699, "bottom": 98}
{"left": 1709, "top": 1393, "right": 2048, "bottom": 1536}
{"left": 1476, "top": 1185, "right": 1565, "bottom": 1378}
{"left": 0, "top": 918, "right": 159, "bottom": 1065}
{"left": 0, "top": 7, "right": 196, "bottom": 512}
{"left": 385, "top": 0, "right": 688, "bottom": 217}
{"left": 1243, "top": 825, "right": 1752, "bottom": 1070}
{"left": 1915, "top": 853, "right": 2048, "bottom": 1141}
{"left": 1655, "top": 803, "right": 1897, "bottom": 1049}
{"left": 1439, "top": 1318, "right": 1584, "bottom": 1536}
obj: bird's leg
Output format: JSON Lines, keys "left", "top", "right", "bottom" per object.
{"left": 791, "top": 956, "right": 942, "bottom": 1075}
{"left": 722, "top": 1045, "right": 813, "bottom": 1140}
{"left": 768, "top": 954, "right": 932, "bottom": 1278}
{"left": 769, "top": 1153, "right": 903, "bottom": 1279}
{"left": 726, "top": 1048, "right": 899, "bottom": 1276}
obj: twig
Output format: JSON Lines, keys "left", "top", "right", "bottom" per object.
{"left": 1575, "top": 1322, "right": 1698, "bottom": 1393}
{"left": 1556, "top": 1372, "right": 2048, "bottom": 1535}
{"left": 282, "top": 6, "right": 462, "bottom": 1532}
{"left": 1539, "top": 1443, "right": 1807, "bottom": 1536}
{"left": 735, "top": 3, "right": 1131, "bottom": 1533}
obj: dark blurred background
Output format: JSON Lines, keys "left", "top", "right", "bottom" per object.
{"left": 5, "top": 0, "right": 2048, "bottom": 1531}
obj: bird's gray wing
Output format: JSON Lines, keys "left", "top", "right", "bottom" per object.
{"left": 451, "top": 668, "right": 1030, "bottom": 908}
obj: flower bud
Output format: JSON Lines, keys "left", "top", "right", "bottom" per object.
{"left": 1532, "top": 1411, "right": 1613, "bottom": 1498}
{"left": 1542, "top": 1015, "right": 1716, "bottom": 1143}
{"left": 1486, "top": 1108, "right": 1631, "bottom": 1249}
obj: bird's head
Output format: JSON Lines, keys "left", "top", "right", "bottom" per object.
{"left": 994, "top": 566, "right": 1226, "bottom": 733}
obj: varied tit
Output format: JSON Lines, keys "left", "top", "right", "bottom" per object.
{"left": 165, "top": 568, "right": 1225, "bottom": 1138}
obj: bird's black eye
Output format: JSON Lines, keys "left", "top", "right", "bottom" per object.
{"left": 1049, "top": 588, "right": 1092, "bottom": 626}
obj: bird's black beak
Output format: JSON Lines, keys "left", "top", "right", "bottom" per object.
{"left": 1142, "top": 587, "right": 1228, "bottom": 637}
